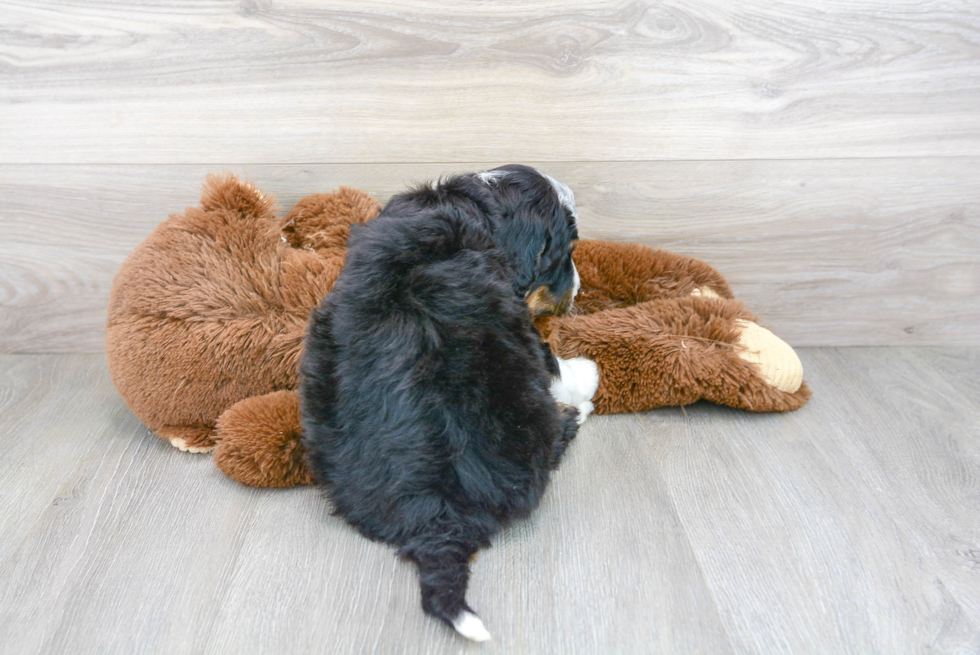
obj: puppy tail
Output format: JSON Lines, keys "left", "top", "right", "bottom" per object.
{"left": 401, "top": 537, "right": 490, "bottom": 642}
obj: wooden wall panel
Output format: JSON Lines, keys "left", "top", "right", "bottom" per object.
{"left": 2, "top": 160, "right": 977, "bottom": 352}
{"left": 1, "top": 1, "right": 978, "bottom": 163}
{"left": 1, "top": 1, "right": 978, "bottom": 350}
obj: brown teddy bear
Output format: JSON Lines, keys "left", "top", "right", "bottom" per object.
{"left": 106, "top": 174, "right": 810, "bottom": 488}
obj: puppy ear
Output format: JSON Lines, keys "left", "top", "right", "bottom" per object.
{"left": 494, "top": 208, "right": 549, "bottom": 296}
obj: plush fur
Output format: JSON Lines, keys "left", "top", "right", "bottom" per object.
{"left": 214, "top": 389, "right": 312, "bottom": 487}
{"left": 105, "top": 175, "right": 381, "bottom": 452}
{"left": 105, "top": 174, "right": 811, "bottom": 490}
{"left": 300, "top": 167, "right": 583, "bottom": 640}
{"left": 535, "top": 240, "right": 812, "bottom": 413}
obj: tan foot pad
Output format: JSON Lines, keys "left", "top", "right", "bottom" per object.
{"left": 734, "top": 319, "right": 804, "bottom": 393}
{"left": 169, "top": 437, "right": 215, "bottom": 454}
{"left": 690, "top": 287, "right": 723, "bottom": 299}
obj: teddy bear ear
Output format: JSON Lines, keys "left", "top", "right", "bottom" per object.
{"left": 200, "top": 173, "right": 278, "bottom": 219}
{"left": 280, "top": 187, "right": 382, "bottom": 251}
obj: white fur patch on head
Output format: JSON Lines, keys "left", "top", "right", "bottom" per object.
{"left": 477, "top": 169, "right": 508, "bottom": 186}
{"left": 479, "top": 167, "right": 578, "bottom": 228}
{"left": 542, "top": 172, "right": 577, "bottom": 227}
{"left": 572, "top": 261, "right": 581, "bottom": 298}
{"left": 453, "top": 611, "right": 491, "bottom": 642}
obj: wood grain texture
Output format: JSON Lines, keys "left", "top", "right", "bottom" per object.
{"left": 1, "top": 350, "right": 979, "bottom": 653}
{"left": 0, "top": 355, "right": 734, "bottom": 654}
{"left": 1, "top": 1, "right": 978, "bottom": 163}
{"left": 645, "top": 347, "right": 980, "bottom": 653}
{"left": 202, "top": 413, "right": 735, "bottom": 655}
{"left": 2, "top": 160, "right": 978, "bottom": 352}
{"left": 0, "top": 354, "right": 140, "bottom": 566}
{"left": 804, "top": 347, "right": 980, "bottom": 633}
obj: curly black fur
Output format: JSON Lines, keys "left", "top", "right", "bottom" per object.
{"left": 300, "top": 165, "right": 581, "bottom": 639}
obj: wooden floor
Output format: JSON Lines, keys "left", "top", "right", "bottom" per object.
{"left": 2, "top": 348, "right": 978, "bottom": 654}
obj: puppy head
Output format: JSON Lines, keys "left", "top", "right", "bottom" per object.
{"left": 478, "top": 165, "right": 580, "bottom": 317}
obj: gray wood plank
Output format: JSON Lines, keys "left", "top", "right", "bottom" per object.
{"left": 800, "top": 348, "right": 980, "bottom": 633}
{"left": 2, "top": 351, "right": 980, "bottom": 653}
{"left": 0, "top": 354, "right": 140, "bottom": 565}
{"left": 0, "top": 354, "right": 262, "bottom": 652}
{"left": 907, "top": 348, "right": 980, "bottom": 403}
{"left": 0, "top": 426, "right": 261, "bottom": 653}
{"left": 2, "top": 1, "right": 979, "bottom": 163}
{"left": 646, "top": 348, "right": 980, "bottom": 653}
{"left": 203, "top": 413, "right": 734, "bottom": 654}
{"left": 2, "top": 159, "right": 978, "bottom": 353}
{"left": 0, "top": 355, "right": 733, "bottom": 654}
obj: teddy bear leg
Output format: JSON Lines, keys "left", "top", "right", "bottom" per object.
{"left": 712, "top": 316, "right": 811, "bottom": 412}
{"left": 733, "top": 319, "right": 804, "bottom": 394}
{"left": 555, "top": 297, "right": 810, "bottom": 415}
{"left": 280, "top": 188, "right": 382, "bottom": 251}
{"left": 572, "top": 240, "right": 735, "bottom": 314}
{"left": 213, "top": 390, "right": 313, "bottom": 488}
{"left": 154, "top": 425, "right": 217, "bottom": 454}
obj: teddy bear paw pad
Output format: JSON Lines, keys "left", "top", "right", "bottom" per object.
{"left": 690, "top": 286, "right": 723, "bottom": 299}
{"left": 734, "top": 319, "right": 803, "bottom": 394}
{"left": 169, "top": 437, "right": 215, "bottom": 454}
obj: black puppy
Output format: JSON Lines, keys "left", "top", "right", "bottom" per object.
{"left": 300, "top": 165, "right": 584, "bottom": 641}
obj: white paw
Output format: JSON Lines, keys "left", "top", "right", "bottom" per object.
{"left": 549, "top": 356, "right": 599, "bottom": 407}
{"left": 566, "top": 357, "right": 600, "bottom": 401}
{"left": 169, "top": 437, "right": 214, "bottom": 454}
{"left": 576, "top": 400, "right": 595, "bottom": 424}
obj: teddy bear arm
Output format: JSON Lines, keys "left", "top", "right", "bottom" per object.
{"left": 280, "top": 188, "right": 382, "bottom": 251}
{"left": 555, "top": 297, "right": 809, "bottom": 414}
{"left": 573, "top": 240, "right": 734, "bottom": 315}
{"left": 213, "top": 390, "right": 313, "bottom": 488}
{"left": 652, "top": 250, "right": 735, "bottom": 301}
